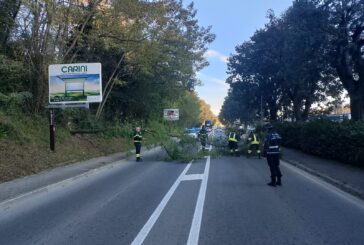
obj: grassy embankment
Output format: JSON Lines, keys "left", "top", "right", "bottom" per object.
{"left": 0, "top": 108, "right": 170, "bottom": 183}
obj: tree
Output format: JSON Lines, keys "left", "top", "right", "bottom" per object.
{"left": 199, "top": 99, "right": 219, "bottom": 125}
{"left": 223, "top": 0, "right": 342, "bottom": 122}
{"left": 177, "top": 92, "right": 201, "bottom": 127}
{"left": 219, "top": 82, "right": 258, "bottom": 125}
{"left": 0, "top": 0, "right": 21, "bottom": 50}
{"left": 320, "top": 0, "right": 364, "bottom": 121}
{"left": 93, "top": 0, "right": 215, "bottom": 119}
{"left": 279, "top": 0, "right": 341, "bottom": 121}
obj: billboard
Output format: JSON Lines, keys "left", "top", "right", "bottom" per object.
{"left": 164, "top": 109, "right": 179, "bottom": 121}
{"left": 49, "top": 63, "right": 102, "bottom": 104}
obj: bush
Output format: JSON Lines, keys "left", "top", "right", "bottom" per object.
{"left": 275, "top": 121, "right": 364, "bottom": 166}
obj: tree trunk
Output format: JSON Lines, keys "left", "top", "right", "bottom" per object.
{"left": 292, "top": 99, "right": 302, "bottom": 122}
{"left": 301, "top": 97, "right": 312, "bottom": 121}
{"left": 268, "top": 102, "right": 278, "bottom": 121}
{"left": 349, "top": 85, "right": 364, "bottom": 121}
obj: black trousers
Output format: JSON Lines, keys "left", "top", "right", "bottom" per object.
{"left": 228, "top": 141, "right": 238, "bottom": 152}
{"left": 201, "top": 138, "right": 206, "bottom": 147}
{"left": 248, "top": 144, "right": 261, "bottom": 153}
{"left": 134, "top": 142, "right": 141, "bottom": 159}
{"left": 267, "top": 154, "right": 282, "bottom": 178}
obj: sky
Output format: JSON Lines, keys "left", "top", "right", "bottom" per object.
{"left": 191, "top": 0, "right": 294, "bottom": 115}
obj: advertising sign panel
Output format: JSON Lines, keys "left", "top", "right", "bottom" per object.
{"left": 49, "top": 63, "right": 102, "bottom": 104}
{"left": 164, "top": 109, "right": 179, "bottom": 121}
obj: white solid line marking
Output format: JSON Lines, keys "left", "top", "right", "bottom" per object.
{"left": 182, "top": 174, "right": 204, "bottom": 181}
{"left": 281, "top": 161, "right": 364, "bottom": 211}
{"left": 131, "top": 161, "right": 193, "bottom": 245}
{"left": 187, "top": 156, "right": 211, "bottom": 245}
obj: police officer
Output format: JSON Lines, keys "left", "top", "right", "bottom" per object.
{"left": 198, "top": 125, "right": 208, "bottom": 150}
{"left": 247, "top": 130, "right": 261, "bottom": 158}
{"left": 263, "top": 124, "right": 282, "bottom": 186}
{"left": 133, "top": 127, "right": 143, "bottom": 161}
{"left": 228, "top": 130, "right": 240, "bottom": 156}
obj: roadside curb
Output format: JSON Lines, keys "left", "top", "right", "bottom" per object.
{"left": 282, "top": 157, "right": 364, "bottom": 200}
{"left": 0, "top": 146, "right": 161, "bottom": 209}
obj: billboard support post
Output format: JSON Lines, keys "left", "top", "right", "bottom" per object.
{"left": 49, "top": 108, "right": 56, "bottom": 151}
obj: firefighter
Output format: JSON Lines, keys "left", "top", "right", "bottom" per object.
{"left": 263, "top": 124, "right": 282, "bottom": 186}
{"left": 228, "top": 130, "right": 240, "bottom": 156}
{"left": 133, "top": 127, "right": 143, "bottom": 161}
{"left": 198, "top": 125, "right": 208, "bottom": 150}
{"left": 247, "top": 130, "right": 261, "bottom": 158}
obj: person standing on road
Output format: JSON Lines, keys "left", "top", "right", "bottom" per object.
{"left": 264, "top": 124, "right": 282, "bottom": 186}
{"left": 133, "top": 127, "right": 143, "bottom": 161}
{"left": 228, "top": 130, "right": 240, "bottom": 156}
{"left": 198, "top": 125, "right": 208, "bottom": 150}
{"left": 247, "top": 130, "right": 261, "bottom": 158}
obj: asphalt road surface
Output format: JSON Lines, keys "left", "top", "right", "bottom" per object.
{"left": 1, "top": 144, "right": 364, "bottom": 245}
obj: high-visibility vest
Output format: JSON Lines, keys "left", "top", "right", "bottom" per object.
{"left": 228, "top": 132, "right": 238, "bottom": 142}
{"left": 134, "top": 133, "right": 143, "bottom": 143}
{"left": 250, "top": 134, "right": 260, "bottom": 145}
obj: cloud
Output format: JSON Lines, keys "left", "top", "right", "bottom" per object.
{"left": 211, "top": 78, "right": 228, "bottom": 88}
{"left": 204, "top": 49, "right": 228, "bottom": 63}
{"left": 197, "top": 72, "right": 229, "bottom": 88}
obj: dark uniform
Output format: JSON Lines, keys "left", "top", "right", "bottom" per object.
{"left": 133, "top": 130, "right": 143, "bottom": 161}
{"left": 228, "top": 131, "right": 240, "bottom": 156}
{"left": 198, "top": 126, "right": 208, "bottom": 150}
{"left": 247, "top": 132, "right": 261, "bottom": 158}
{"left": 264, "top": 126, "right": 282, "bottom": 186}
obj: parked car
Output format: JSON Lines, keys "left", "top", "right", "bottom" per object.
{"left": 185, "top": 128, "right": 199, "bottom": 138}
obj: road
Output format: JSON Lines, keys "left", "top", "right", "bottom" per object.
{"left": 1, "top": 135, "right": 364, "bottom": 244}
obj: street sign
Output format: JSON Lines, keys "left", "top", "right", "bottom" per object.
{"left": 164, "top": 109, "right": 179, "bottom": 121}
{"left": 49, "top": 63, "right": 102, "bottom": 104}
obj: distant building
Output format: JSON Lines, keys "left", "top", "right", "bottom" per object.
{"left": 308, "top": 113, "right": 351, "bottom": 122}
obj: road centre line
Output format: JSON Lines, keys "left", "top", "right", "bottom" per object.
{"left": 282, "top": 161, "right": 364, "bottom": 211}
{"left": 187, "top": 156, "right": 210, "bottom": 245}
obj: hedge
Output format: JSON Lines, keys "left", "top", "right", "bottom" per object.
{"left": 275, "top": 120, "right": 364, "bottom": 166}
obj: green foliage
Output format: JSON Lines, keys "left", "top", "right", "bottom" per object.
{"left": 199, "top": 99, "right": 219, "bottom": 126}
{"left": 0, "top": 92, "right": 32, "bottom": 111}
{"left": 162, "top": 135, "right": 206, "bottom": 162}
{"left": 219, "top": 82, "right": 258, "bottom": 125}
{"left": 0, "top": 107, "right": 49, "bottom": 142}
{"left": 175, "top": 92, "right": 201, "bottom": 128}
{"left": 0, "top": 92, "right": 34, "bottom": 139}
{"left": 221, "top": 0, "right": 351, "bottom": 123}
{"left": 0, "top": 55, "right": 26, "bottom": 93}
{"left": 276, "top": 121, "right": 364, "bottom": 166}
{"left": 0, "top": 112, "right": 11, "bottom": 139}
{"left": 322, "top": 0, "right": 364, "bottom": 121}
{"left": 274, "top": 122, "right": 302, "bottom": 149}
